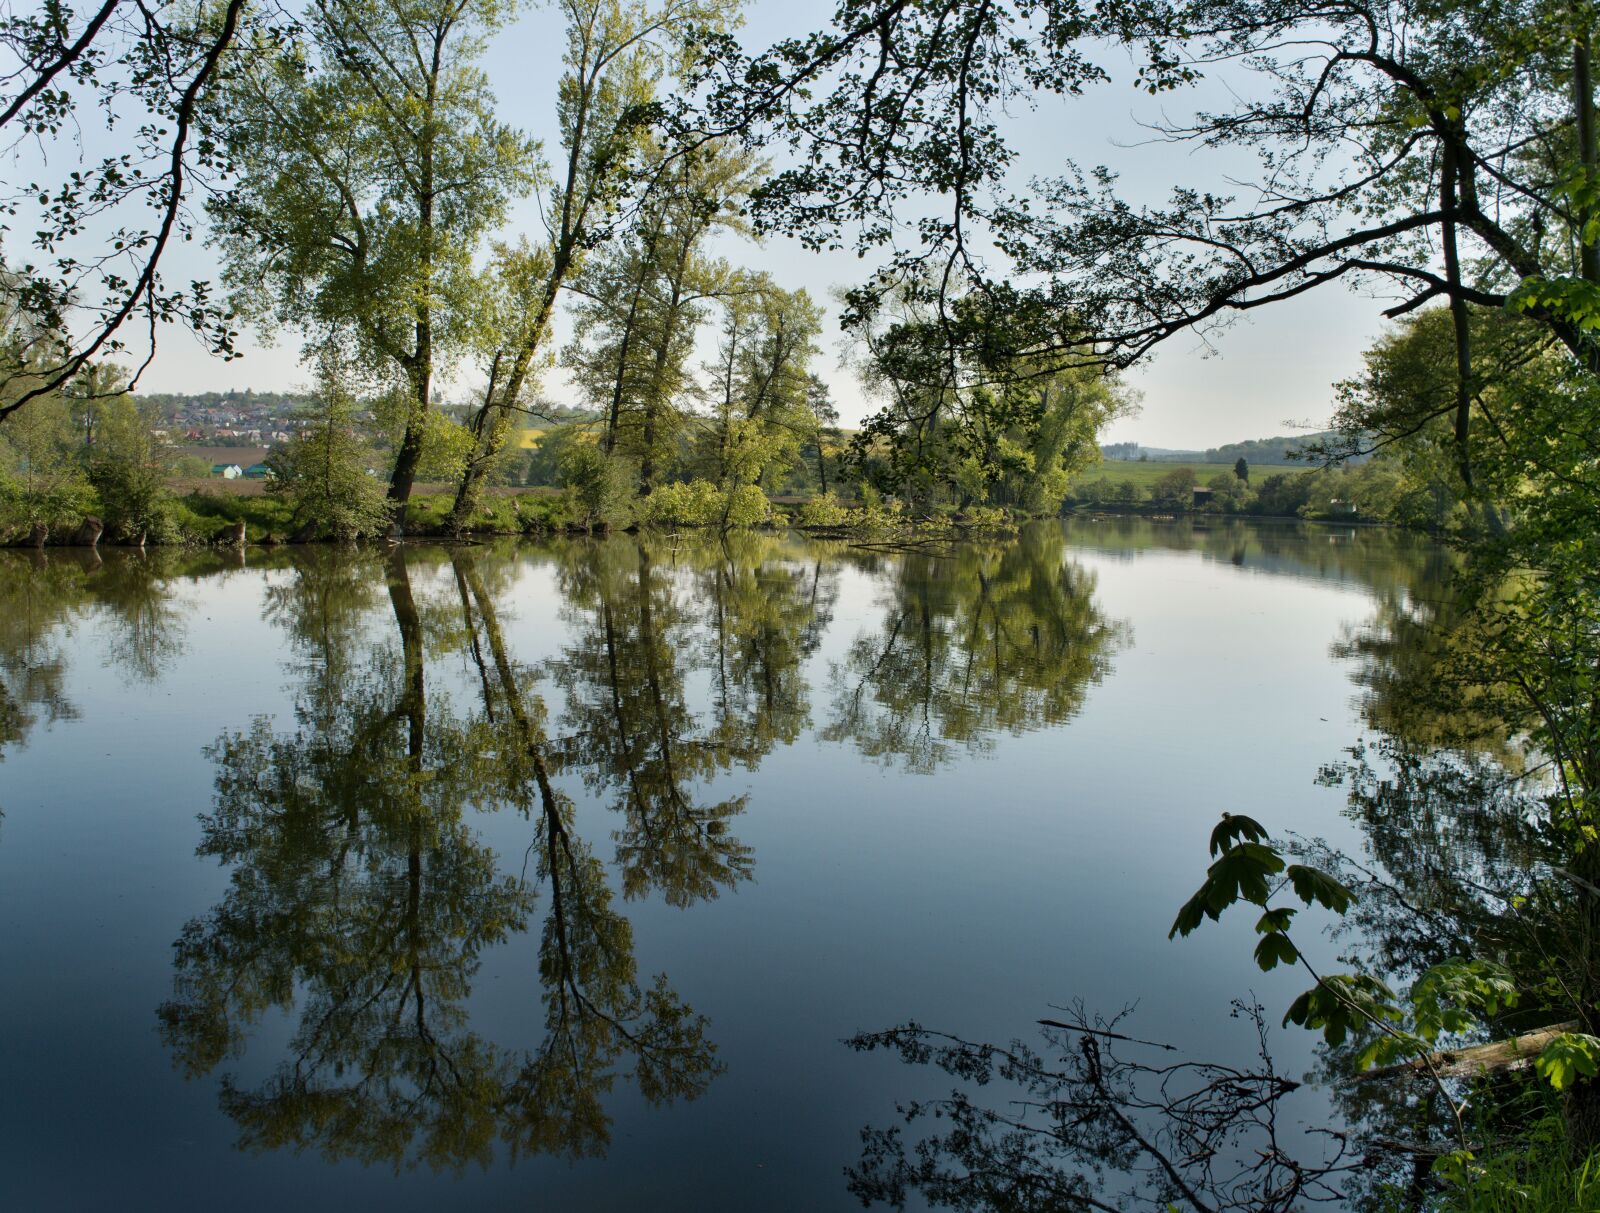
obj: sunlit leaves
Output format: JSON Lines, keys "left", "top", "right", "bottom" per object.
{"left": 1507, "top": 275, "right": 1600, "bottom": 333}
{"left": 1535, "top": 1033, "right": 1600, "bottom": 1091}
{"left": 1284, "top": 974, "right": 1403, "bottom": 1046}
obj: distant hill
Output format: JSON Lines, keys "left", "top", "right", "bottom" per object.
{"left": 1101, "top": 431, "right": 1363, "bottom": 466}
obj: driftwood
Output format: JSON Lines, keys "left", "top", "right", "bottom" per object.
{"left": 1357, "top": 1021, "right": 1580, "bottom": 1083}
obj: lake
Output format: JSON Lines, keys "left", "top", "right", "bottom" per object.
{"left": 0, "top": 519, "right": 1457, "bottom": 1209}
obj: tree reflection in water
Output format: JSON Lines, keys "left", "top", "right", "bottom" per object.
{"left": 158, "top": 546, "right": 719, "bottom": 1170}
{"left": 837, "top": 527, "right": 1571, "bottom": 1212}
{"left": 824, "top": 525, "right": 1128, "bottom": 771}
{"left": 0, "top": 547, "right": 211, "bottom": 760}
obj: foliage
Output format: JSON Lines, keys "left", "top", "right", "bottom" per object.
{"left": 823, "top": 525, "right": 1126, "bottom": 770}
{"left": 157, "top": 548, "right": 722, "bottom": 1167}
{"left": 1148, "top": 466, "right": 1197, "bottom": 508}
{"left": 638, "top": 479, "right": 768, "bottom": 528}
{"left": 207, "top": 0, "right": 538, "bottom": 501}
{"left": 795, "top": 491, "right": 849, "bottom": 528}
{"left": 0, "top": 391, "right": 90, "bottom": 533}
{"left": 567, "top": 139, "right": 760, "bottom": 491}
{"left": 0, "top": 0, "right": 249, "bottom": 420}
{"left": 1428, "top": 1114, "right": 1600, "bottom": 1213}
{"left": 266, "top": 379, "right": 390, "bottom": 540}
{"left": 555, "top": 440, "right": 630, "bottom": 529}
{"left": 86, "top": 395, "right": 177, "bottom": 543}
{"left": 849, "top": 286, "right": 1129, "bottom": 512}
{"left": 447, "top": 0, "right": 743, "bottom": 526}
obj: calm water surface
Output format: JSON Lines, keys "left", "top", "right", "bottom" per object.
{"left": 0, "top": 520, "right": 1449, "bottom": 1209}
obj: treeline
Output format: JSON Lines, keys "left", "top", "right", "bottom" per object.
{"left": 1100, "top": 432, "right": 1367, "bottom": 466}
{"left": 1072, "top": 458, "right": 1437, "bottom": 524}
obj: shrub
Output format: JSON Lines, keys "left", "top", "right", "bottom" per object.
{"left": 641, "top": 480, "right": 770, "bottom": 529}
{"left": 797, "top": 491, "right": 850, "bottom": 528}
{"left": 960, "top": 505, "right": 1011, "bottom": 529}
{"left": 555, "top": 441, "right": 629, "bottom": 528}
{"left": 720, "top": 483, "right": 771, "bottom": 527}
{"left": 269, "top": 385, "right": 391, "bottom": 540}
{"left": 641, "top": 479, "right": 715, "bottom": 526}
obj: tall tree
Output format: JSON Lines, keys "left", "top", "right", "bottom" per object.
{"left": 851, "top": 286, "right": 1126, "bottom": 511}
{"left": 564, "top": 138, "right": 758, "bottom": 491}
{"left": 699, "top": 0, "right": 1600, "bottom": 506}
{"left": 447, "top": 0, "right": 740, "bottom": 529}
{"left": 207, "top": 0, "right": 538, "bottom": 507}
{"left": 695, "top": 277, "right": 823, "bottom": 502}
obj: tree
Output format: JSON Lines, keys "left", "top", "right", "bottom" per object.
{"left": 850, "top": 284, "right": 1127, "bottom": 512}
{"left": 692, "top": 276, "right": 823, "bottom": 512}
{"left": 0, "top": 388, "right": 89, "bottom": 539}
{"left": 803, "top": 373, "right": 838, "bottom": 494}
{"left": 160, "top": 546, "right": 720, "bottom": 1168}
{"left": 564, "top": 139, "right": 758, "bottom": 492}
{"left": 0, "top": 0, "right": 249, "bottom": 421}
{"left": 266, "top": 372, "right": 390, "bottom": 540}
{"left": 207, "top": 0, "right": 538, "bottom": 506}
{"left": 824, "top": 529, "right": 1127, "bottom": 771}
{"left": 698, "top": 0, "right": 1600, "bottom": 516}
{"left": 1148, "top": 467, "right": 1196, "bottom": 510}
{"left": 446, "top": 0, "right": 741, "bottom": 529}
{"left": 1233, "top": 457, "right": 1248, "bottom": 484}
{"left": 87, "top": 393, "right": 172, "bottom": 543}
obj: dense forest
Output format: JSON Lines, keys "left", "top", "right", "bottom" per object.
{"left": 5, "top": 0, "right": 1600, "bottom": 1208}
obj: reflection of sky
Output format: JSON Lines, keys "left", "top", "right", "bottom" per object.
{"left": 0, "top": 525, "right": 1401, "bottom": 1209}
{"left": 27, "top": 0, "right": 1383, "bottom": 449}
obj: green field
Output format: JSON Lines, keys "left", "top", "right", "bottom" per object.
{"left": 1072, "top": 458, "right": 1316, "bottom": 489}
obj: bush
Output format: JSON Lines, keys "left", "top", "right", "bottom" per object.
{"left": 269, "top": 384, "right": 391, "bottom": 540}
{"left": 960, "top": 505, "right": 1011, "bottom": 529}
{"left": 797, "top": 491, "right": 850, "bottom": 528}
{"left": 555, "top": 441, "right": 629, "bottom": 528}
{"left": 640, "top": 480, "right": 716, "bottom": 527}
{"left": 90, "top": 457, "right": 176, "bottom": 542}
{"left": 640, "top": 479, "right": 771, "bottom": 529}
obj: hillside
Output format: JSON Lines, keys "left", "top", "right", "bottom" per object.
{"left": 1100, "top": 430, "right": 1361, "bottom": 466}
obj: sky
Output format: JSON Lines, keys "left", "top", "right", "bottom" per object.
{"left": 129, "top": 0, "right": 1392, "bottom": 450}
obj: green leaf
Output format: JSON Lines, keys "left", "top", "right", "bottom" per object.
{"left": 1170, "top": 891, "right": 1209, "bottom": 939}
{"left": 1285, "top": 865, "right": 1356, "bottom": 914}
{"left": 1253, "top": 932, "right": 1298, "bottom": 971}
{"left": 1169, "top": 840, "right": 1286, "bottom": 937}
{"left": 1284, "top": 974, "right": 1401, "bottom": 1046}
{"left": 1206, "top": 843, "right": 1285, "bottom": 909}
{"left": 1254, "top": 907, "right": 1296, "bottom": 934}
{"left": 1208, "top": 812, "right": 1270, "bottom": 857}
{"left": 1536, "top": 1034, "right": 1600, "bottom": 1091}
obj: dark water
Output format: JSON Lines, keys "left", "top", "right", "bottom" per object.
{"left": 0, "top": 520, "right": 1449, "bottom": 1209}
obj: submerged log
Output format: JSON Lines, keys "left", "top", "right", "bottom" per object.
{"left": 1357, "top": 1021, "right": 1580, "bottom": 1082}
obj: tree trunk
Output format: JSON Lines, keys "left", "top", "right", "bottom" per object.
{"left": 1577, "top": 34, "right": 1600, "bottom": 285}
{"left": 388, "top": 359, "right": 431, "bottom": 513}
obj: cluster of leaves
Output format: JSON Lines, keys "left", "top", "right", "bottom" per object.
{"left": 1173, "top": 813, "right": 1600, "bottom": 1109}
{"left": 638, "top": 478, "right": 769, "bottom": 528}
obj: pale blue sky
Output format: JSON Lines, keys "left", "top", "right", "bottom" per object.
{"left": 133, "top": 0, "right": 1388, "bottom": 448}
